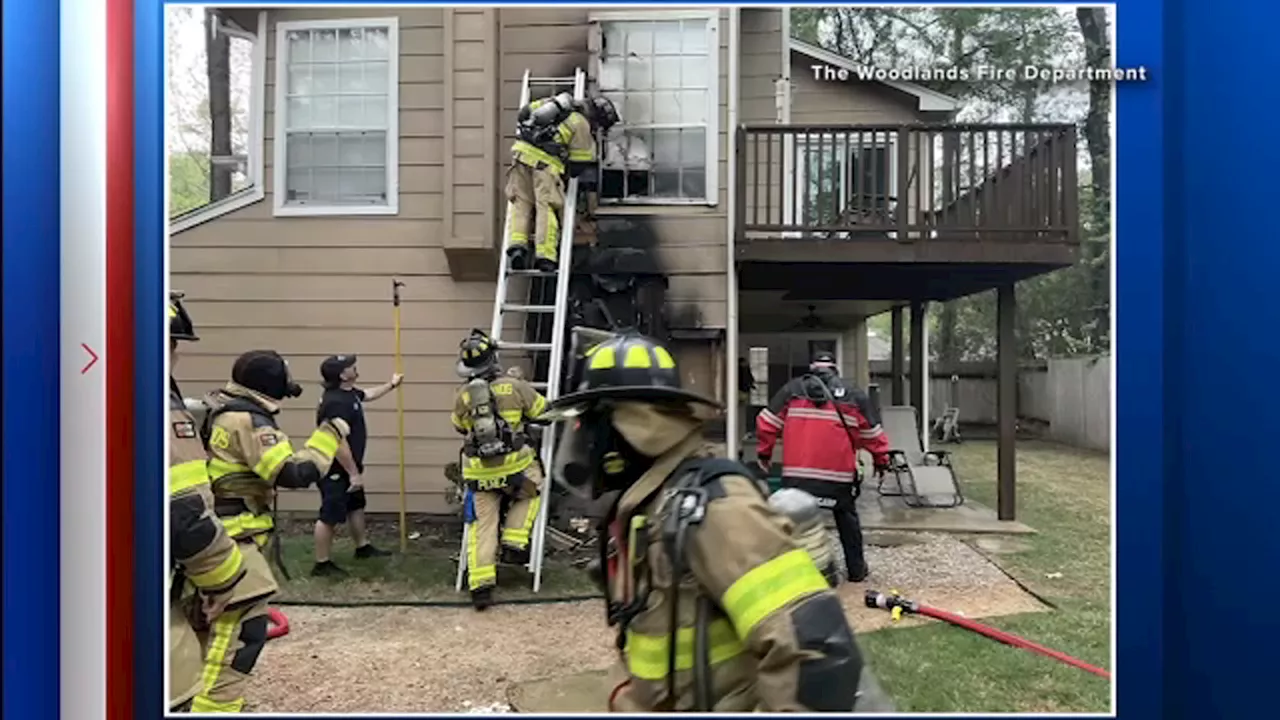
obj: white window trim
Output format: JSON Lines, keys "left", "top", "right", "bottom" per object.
{"left": 590, "top": 9, "right": 720, "bottom": 207}
{"left": 786, "top": 133, "right": 899, "bottom": 226}
{"left": 272, "top": 16, "right": 400, "bottom": 218}
{"left": 170, "top": 11, "right": 268, "bottom": 235}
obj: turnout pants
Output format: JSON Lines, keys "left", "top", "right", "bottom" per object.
{"left": 190, "top": 539, "right": 278, "bottom": 713}
{"left": 781, "top": 476, "right": 869, "bottom": 581}
{"left": 466, "top": 463, "right": 544, "bottom": 591}
{"left": 170, "top": 599, "right": 205, "bottom": 711}
{"left": 505, "top": 161, "right": 565, "bottom": 262}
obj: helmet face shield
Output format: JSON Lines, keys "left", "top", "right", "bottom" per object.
{"left": 547, "top": 404, "right": 597, "bottom": 500}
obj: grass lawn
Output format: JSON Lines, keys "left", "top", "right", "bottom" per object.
{"left": 268, "top": 518, "right": 600, "bottom": 604}
{"left": 856, "top": 439, "right": 1113, "bottom": 713}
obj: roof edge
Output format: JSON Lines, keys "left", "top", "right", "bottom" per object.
{"left": 788, "top": 38, "right": 960, "bottom": 113}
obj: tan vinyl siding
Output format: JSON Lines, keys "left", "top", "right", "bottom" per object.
{"left": 739, "top": 9, "right": 785, "bottom": 226}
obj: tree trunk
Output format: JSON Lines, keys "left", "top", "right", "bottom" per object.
{"left": 206, "top": 10, "right": 234, "bottom": 202}
{"left": 1076, "top": 7, "right": 1112, "bottom": 352}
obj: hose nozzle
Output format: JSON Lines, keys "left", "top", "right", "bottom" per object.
{"left": 864, "top": 589, "right": 918, "bottom": 614}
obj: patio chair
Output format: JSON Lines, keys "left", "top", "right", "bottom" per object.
{"left": 875, "top": 405, "right": 965, "bottom": 509}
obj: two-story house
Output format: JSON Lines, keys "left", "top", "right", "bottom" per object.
{"left": 172, "top": 5, "right": 1078, "bottom": 519}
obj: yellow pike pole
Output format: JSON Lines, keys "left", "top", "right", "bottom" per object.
{"left": 392, "top": 278, "right": 407, "bottom": 553}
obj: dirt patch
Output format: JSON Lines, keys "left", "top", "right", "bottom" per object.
{"left": 246, "top": 532, "right": 1045, "bottom": 713}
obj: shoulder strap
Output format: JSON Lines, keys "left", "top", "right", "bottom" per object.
{"left": 201, "top": 396, "right": 277, "bottom": 448}
{"left": 669, "top": 456, "right": 769, "bottom": 500}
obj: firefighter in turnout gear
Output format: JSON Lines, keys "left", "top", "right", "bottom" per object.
{"left": 755, "top": 350, "right": 890, "bottom": 583}
{"left": 451, "top": 329, "right": 549, "bottom": 610}
{"left": 196, "top": 350, "right": 351, "bottom": 712}
{"left": 543, "top": 332, "right": 866, "bottom": 711}
{"left": 506, "top": 92, "right": 620, "bottom": 272}
{"left": 168, "top": 294, "right": 248, "bottom": 713}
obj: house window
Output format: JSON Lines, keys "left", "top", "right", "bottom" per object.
{"left": 274, "top": 18, "right": 399, "bottom": 216}
{"left": 794, "top": 133, "right": 895, "bottom": 226}
{"left": 594, "top": 12, "right": 719, "bottom": 205}
{"left": 167, "top": 9, "right": 267, "bottom": 230}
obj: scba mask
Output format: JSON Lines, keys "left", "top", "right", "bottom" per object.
{"left": 550, "top": 404, "right": 648, "bottom": 500}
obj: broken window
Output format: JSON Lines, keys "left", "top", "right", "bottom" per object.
{"left": 593, "top": 14, "right": 719, "bottom": 204}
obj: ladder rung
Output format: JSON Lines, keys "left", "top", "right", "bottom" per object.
{"left": 501, "top": 303, "right": 556, "bottom": 314}
{"left": 529, "top": 76, "right": 577, "bottom": 84}
{"left": 509, "top": 268, "right": 559, "bottom": 278}
{"left": 529, "top": 381, "right": 548, "bottom": 390}
{"left": 499, "top": 341, "right": 553, "bottom": 352}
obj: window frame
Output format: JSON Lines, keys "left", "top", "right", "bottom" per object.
{"left": 589, "top": 9, "right": 721, "bottom": 207}
{"left": 271, "top": 16, "right": 400, "bottom": 218}
{"left": 169, "top": 11, "right": 269, "bottom": 234}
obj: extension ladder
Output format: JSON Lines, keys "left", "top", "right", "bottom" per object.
{"left": 455, "top": 68, "right": 586, "bottom": 594}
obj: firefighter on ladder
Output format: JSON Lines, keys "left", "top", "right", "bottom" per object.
{"left": 505, "top": 91, "right": 619, "bottom": 273}
{"left": 451, "top": 329, "right": 549, "bottom": 610}
{"left": 168, "top": 294, "right": 247, "bottom": 713}
{"left": 542, "top": 332, "right": 866, "bottom": 711}
{"left": 194, "top": 350, "right": 352, "bottom": 712}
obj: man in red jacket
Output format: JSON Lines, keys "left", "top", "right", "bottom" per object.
{"left": 755, "top": 351, "right": 890, "bottom": 582}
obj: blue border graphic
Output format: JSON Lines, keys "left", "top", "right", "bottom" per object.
{"left": 3, "top": 0, "right": 62, "bottom": 718}
{"left": 11, "top": 0, "right": 1280, "bottom": 717}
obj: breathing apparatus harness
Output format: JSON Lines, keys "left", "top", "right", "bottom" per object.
{"left": 799, "top": 372, "right": 866, "bottom": 500}
{"left": 598, "top": 454, "right": 768, "bottom": 711}
{"left": 516, "top": 91, "right": 578, "bottom": 160}
{"left": 461, "top": 371, "right": 526, "bottom": 461}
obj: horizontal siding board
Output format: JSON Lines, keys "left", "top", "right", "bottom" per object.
{"left": 171, "top": 275, "right": 496, "bottom": 301}
{"left": 187, "top": 299, "right": 498, "bottom": 328}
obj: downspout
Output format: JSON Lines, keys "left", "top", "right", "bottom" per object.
{"left": 780, "top": 7, "right": 792, "bottom": 122}
{"left": 725, "top": 7, "right": 741, "bottom": 458}
{"left": 778, "top": 9, "right": 794, "bottom": 228}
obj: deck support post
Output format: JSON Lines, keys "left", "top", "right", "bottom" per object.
{"left": 909, "top": 301, "right": 926, "bottom": 443}
{"left": 890, "top": 306, "right": 906, "bottom": 406}
{"left": 997, "top": 283, "right": 1017, "bottom": 521}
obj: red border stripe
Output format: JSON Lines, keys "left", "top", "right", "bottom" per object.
{"left": 106, "top": 0, "right": 135, "bottom": 716}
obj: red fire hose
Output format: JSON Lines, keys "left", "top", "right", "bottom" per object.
{"left": 267, "top": 608, "right": 291, "bottom": 640}
{"left": 865, "top": 590, "right": 1111, "bottom": 680}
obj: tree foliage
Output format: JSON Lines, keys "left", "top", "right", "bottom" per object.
{"left": 796, "top": 7, "right": 1111, "bottom": 360}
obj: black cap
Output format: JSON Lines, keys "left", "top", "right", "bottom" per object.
{"left": 321, "top": 354, "right": 358, "bottom": 387}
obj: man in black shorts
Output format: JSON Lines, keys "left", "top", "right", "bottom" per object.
{"left": 311, "top": 354, "right": 404, "bottom": 577}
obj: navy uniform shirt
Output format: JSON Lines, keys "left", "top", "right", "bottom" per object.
{"left": 317, "top": 387, "right": 367, "bottom": 474}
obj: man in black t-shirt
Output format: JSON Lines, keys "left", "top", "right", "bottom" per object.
{"left": 311, "top": 354, "right": 404, "bottom": 577}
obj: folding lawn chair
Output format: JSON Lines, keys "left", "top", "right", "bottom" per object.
{"left": 876, "top": 405, "right": 964, "bottom": 508}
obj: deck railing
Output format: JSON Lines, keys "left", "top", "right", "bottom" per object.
{"left": 735, "top": 123, "right": 1079, "bottom": 245}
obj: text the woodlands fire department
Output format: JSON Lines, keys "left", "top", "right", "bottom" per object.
{"left": 810, "top": 63, "right": 1149, "bottom": 83}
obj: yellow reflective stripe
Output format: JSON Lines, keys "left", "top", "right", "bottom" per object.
{"left": 462, "top": 451, "right": 534, "bottom": 481}
{"left": 499, "top": 409, "right": 523, "bottom": 426}
{"left": 654, "top": 346, "right": 677, "bottom": 369}
{"left": 529, "top": 99, "right": 545, "bottom": 110}
{"left": 207, "top": 458, "right": 251, "bottom": 479}
{"left": 187, "top": 543, "right": 244, "bottom": 590}
{"left": 567, "top": 149, "right": 594, "bottom": 161}
{"left": 556, "top": 123, "right": 573, "bottom": 144}
{"left": 511, "top": 141, "right": 566, "bottom": 174}
{"left": 218, "top": 511, "right": 274, "bottom": 539}
{"left": 529, "top": 394, "right": 547, "bottom": 418}
{"left": 466, "top": 524, "right": 496, "bottom": 589}
{"left": 625, "top": 618, "right": 745, "bottom": 681}
{"left": 304, "top": 428, "right": 338, "bottom": 459}
{"left": 169, "top": 460, "right": 210, "bottom": 495}
{"left": 590, "top": 347, "right": 617, "bottom": 370}
{"left": 500, "top": 494, "right": 542, "bottom": 549}
{"left": 451, "top": 412, "right": 471, "bottom": 430}
{"left": 721, "top": 549, "right": 830, "bottom": 637}
{"left": 624, "top": 345, "right": 653, "bottom": 369}
{"left": 253, "top": 440, "right": 294, "bottom": 478}
{"left": 196, "top": 607, "right": 248, "bottom": 709}
{"left": 191, "top": 696, "right": 245, "bottom": 713}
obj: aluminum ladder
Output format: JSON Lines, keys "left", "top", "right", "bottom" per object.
{"left": 455, "top": 68, "right": 586, "bottom": 594}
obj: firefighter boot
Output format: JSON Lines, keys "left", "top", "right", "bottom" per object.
{"left": 471, "top": 586, "right": 494, "bottom": 611}
{"left": 533, "top": 257, "right": 558, "bottom": 274}
{"left": 501, "top": 546, "right": 530, "bottom": 566}
{"left": 506, "top": 245, "right": 530, "bottom": 271}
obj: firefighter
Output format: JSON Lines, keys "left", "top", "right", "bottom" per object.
{"left": 544, "top": 332, "right": 865, "bottom": 711}
{"left": 168, "top": 293, "right": 247, "bottom": 713}
{"left": 195, "top": 349, "right": 352, "bottom": 713}
{"left": 755, "top": 350, "right": 890, "bottom": 583}
{"left": 451, "top": 329, "right": 549, "bottom": 610}
{"left": 505, "top": 92, "right": 620, "bottom": 272}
